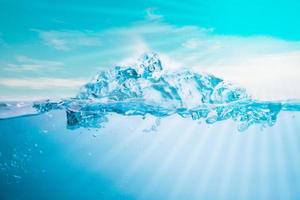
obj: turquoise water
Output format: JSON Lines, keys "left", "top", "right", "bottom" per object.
{"left": 1, "top": 53, "right": 300, "bottom": 199}
{"left": 1, "top": 107, "right": 300, "bottom": 199}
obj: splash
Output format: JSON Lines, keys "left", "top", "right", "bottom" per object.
{"left": 1, "top": 52, "right": 300, "bottom": 131}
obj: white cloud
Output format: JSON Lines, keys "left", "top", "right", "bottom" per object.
{"left": 34, "top": 30, "right": 102, "bottom": 51}
{"left": 182, "top": 39, "right": 200, "bottom": 49}
{"left": 0, "top": 77, "right": 86, "bottom": 89}
{"left": 182, "top": 38, "right": 222, "bottom": 52}
{"left": 201, "top": 51, "right": 300, "bottom": 100}
{"left": 3, "top": 56, "right": 64, "bottom": 72}
{"left": 145, "top": 8, "right": 163, "bottom": 21}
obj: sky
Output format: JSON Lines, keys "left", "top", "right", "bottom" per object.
{"left": 0, "top": 0, "right": 300, "bottom": 100}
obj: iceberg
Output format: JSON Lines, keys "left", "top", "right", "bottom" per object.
{"left": 1, "top": 52, "right": 300, "bottom": 131}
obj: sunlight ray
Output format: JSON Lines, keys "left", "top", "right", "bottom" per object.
{"left": 138, "top": 121, "right": 199, "bottom": 199}
{"left": 168, "top": 123, "right": 213, "bottom": 199}
{"left": 235, "top": 129, "right": 256, "bottom": 199}
{"left": 212, "top": 125, "right": 245, "bottom": 199}
{"left": 193, "top": 122, "right": 234, "bottom": 199}
{"left": 273, "top": 117, "right": 292, "bottom": 199}
{"left": 99, "top": 116, "right": 151, "bottom": 165}
{"left": 257, "top": 128, "right": 271, "bottom": 200}
{"left": 280, "top": 113, "right": 300, "bottom": 198}
{"left": 119, "top": 117, "right": 182, "bottom": 182}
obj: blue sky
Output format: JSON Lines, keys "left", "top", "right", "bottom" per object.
{"left": 0, "top": 0, "right": 300, "bottom": 100}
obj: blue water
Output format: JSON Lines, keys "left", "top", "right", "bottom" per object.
{"left": 1, "top": 53, "right": 300, "bottom": 199}
{"left": 1, "top": 110, "right": 300, "bottom": 199}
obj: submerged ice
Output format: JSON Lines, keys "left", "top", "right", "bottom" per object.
{"left": 1, "top": 52, "right": 300, "bottom": 131}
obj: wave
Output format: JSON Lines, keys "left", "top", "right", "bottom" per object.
{"left": 1, "top": 52, "right": 300, "bottom": 131}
